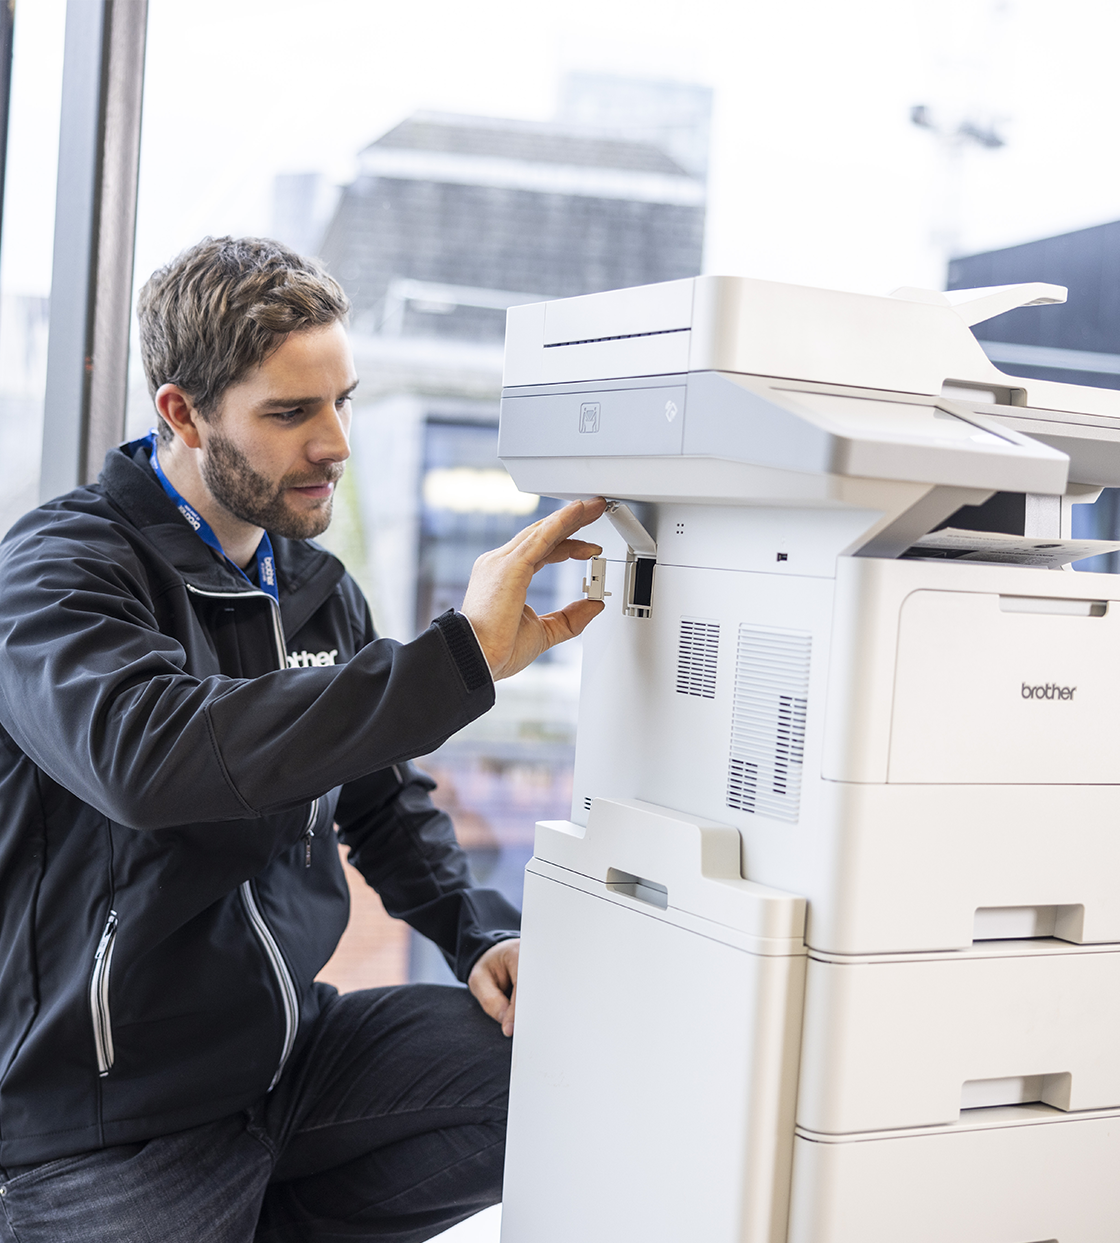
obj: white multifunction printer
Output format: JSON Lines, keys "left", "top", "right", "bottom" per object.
{"left": 494, "top": 276, "right": 1120, "bottom": 1243}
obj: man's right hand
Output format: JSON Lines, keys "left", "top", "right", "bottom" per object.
{"left": 461, "top": 497, "right": 608, "bottom": 681}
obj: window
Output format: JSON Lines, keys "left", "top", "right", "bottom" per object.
{"left": 0, "top": 0, "right": 64, "bottom": 539}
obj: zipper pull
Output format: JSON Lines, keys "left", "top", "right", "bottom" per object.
{"left": 95, "top": 910, "right": 119, "bottom": 958}
{"left": 303, "top": 797, "right": 319, "bottom": 869}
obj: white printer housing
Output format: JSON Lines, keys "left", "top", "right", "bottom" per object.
{"left": 497, "top": 275, "right": 1120, "bottom": 1243}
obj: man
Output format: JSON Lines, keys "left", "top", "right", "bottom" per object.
{"left": 0, "top": 237, "right": 605, "bottom": 1242}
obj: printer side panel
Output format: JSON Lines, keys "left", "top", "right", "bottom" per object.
{"left": 570, "top": 526, "right": 841, "bottom": 922}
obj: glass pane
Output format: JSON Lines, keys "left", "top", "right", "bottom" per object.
{"left": 0, "top": 1, "right": 65, "bottom": 540}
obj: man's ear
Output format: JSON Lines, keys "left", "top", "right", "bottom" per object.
{"left": 155, "top": 384, "right": 205, "bottom": 450}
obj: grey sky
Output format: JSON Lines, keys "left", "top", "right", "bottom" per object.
{"left": 4, "top": 0, "right": 1120, "bottom": 304}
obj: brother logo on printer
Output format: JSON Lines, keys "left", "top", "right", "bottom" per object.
{"left": 1022, "top": 682, "right": 1077, "bottom": 700}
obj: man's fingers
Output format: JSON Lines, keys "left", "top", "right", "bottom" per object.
{"left": 517, "top": 498, "right": 607, "bottom": 566}
{"left": 461, "top": 500, "right": 607, "bottom": 679}
{"left": 471, "top": 499, "right": 605, "bottom": 576}
{"left": 538, "top": 598, "right": 606, "bottom": 647}
{"left": 488, "top": 499, "right": 599, "bottom": 560}
{"left": 488, "top": 514, "right": 549, "bottom": 557}
{"left": 535, "top": 538, "right": 603, "bottom": 569}
{"left": 469, "top": 965, "right": 510, "bottom": 1026}
{"left": 503, "top": 979, "right": 517, "bottom": 1038}
{"left": 467, "top": 941, "right": 519, "bottom": 1035}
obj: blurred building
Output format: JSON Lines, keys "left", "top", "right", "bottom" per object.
{"left": 949, "top": 221, "right": 1120, "bottom": 570}
{"left": 270, "top": 172, "right": 339, "bottom": 260}
{"left": 557, "top": 72, "right": 713, "bottom": 180}
{"left": 304, "top": 86, "right": 711, "bottom": 984}
{"left": 319, "top": 109, "right": 705, "bottom": 341}
{"left": 948, "top": 221, "right": 1120, "bottom": 391}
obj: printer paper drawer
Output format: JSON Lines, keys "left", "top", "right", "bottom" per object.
{"left": 797, "top": 943, "right": 1120, "bottom": 1134}
{"left": 790, "top": 1106, "right": 1120, "bottom": 1243}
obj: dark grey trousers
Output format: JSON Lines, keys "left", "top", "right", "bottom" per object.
{"left": 0, "top": 984, "right": 511, "bottom": 1243}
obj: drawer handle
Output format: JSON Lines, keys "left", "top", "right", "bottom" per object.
{"left": 606, "top": 868, "right": 668, "bottom": 910}
{"left": 961, "top": 1071, "right": 1071, "bottom": 1112}
{"left": 973, "top": 904, "right": 1084, "bottom": 942}
{"left": 1000, "top": 595, "right": 1107, "bottom": 617}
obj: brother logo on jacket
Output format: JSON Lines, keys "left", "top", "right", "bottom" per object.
{"left": 287, "top": 649, "right": 339, "bottom": 668}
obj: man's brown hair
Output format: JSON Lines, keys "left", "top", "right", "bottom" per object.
{"left": 137, "top": 236, "right": 350, "bottom": 444}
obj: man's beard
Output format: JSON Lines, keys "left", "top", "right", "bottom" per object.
{"left": 199, "top": 429, "right": 345, "bottom": 540}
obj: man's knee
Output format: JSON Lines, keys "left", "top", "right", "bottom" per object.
{"left": 318, "top": 982, "right": 513, "bottom": 1108}
{"left": 396, "top": 983, "right": 513, "bottom": 1104}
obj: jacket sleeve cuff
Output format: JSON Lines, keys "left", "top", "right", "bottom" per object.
{"left": 432, "top": 610, "right": 492, "bottom": 694}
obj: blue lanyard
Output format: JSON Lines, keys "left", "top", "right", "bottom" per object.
{"left": 142, "top": 431, "right": 279, "bottom": 605}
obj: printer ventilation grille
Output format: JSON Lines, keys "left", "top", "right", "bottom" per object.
{"left": 676, "top": 619, "right": 720, "bottom": 699}
{"left": 726, "top": 626, "right": 811, "bottom": 823}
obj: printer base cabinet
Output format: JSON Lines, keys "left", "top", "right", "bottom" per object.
{"left": 790, "top": 1106, "right": 1120, "bottom": 1243}
{"left": 500, "top": 865, "right": 805, "bottom": 1243}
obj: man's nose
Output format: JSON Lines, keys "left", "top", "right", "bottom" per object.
{"left": 308, "top": 404, "right": 351, "bottom": 463}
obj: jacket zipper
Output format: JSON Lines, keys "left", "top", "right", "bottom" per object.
{"left": 90, "top": 910, "right": 119, "bottom": 1077}
{"left": 186, "top": 582, "right": 311, "bottom": 1089}
{"left": 187, "top": 582, "right": 320, "bottom": 869}
{"left": 239, "top": 881, "right": 299, "bottom": 1089}
{"left": 303, "top": 797, "right": 318, "bottom": 867}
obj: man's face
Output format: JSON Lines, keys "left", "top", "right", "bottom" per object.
{"left": 197, "top": 321, "right": 356, "bottom": 540}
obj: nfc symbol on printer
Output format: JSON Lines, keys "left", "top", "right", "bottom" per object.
{"left": 579, "top": 402, "right": 601, "bottom": 433}
{"left": 664, "top": 400, "right": 678, "bottom": 423}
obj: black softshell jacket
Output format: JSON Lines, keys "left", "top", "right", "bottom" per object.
{"left": 0, "top": 442, "right": 519, "bottom": 1166}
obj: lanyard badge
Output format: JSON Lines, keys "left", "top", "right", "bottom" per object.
{"left": 142, "top": 431, "right": 280, "bottom": 605}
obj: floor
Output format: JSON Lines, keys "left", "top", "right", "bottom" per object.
{"left": 434, "top": 1205, "right": 501, "bottom": 1241}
